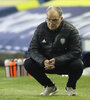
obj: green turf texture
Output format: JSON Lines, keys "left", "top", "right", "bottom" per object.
{"left": 0, "top": 67, "right": 90, "bottom": 100}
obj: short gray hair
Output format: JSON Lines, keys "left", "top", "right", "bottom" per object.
{"left": 46, "top": 6, "right": 62, "bottom": 17}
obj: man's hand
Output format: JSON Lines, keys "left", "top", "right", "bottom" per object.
{"left": 44, "top": 58, "right": 55, "bottom": 70}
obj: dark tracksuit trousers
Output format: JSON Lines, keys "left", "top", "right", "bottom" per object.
{"left": 24, "top": 57, "right": 83, "bottom": 89}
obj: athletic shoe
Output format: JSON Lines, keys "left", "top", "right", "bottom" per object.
{"left": 40, "top": 86, "right": 58, "bottom": 96}
{"left": 65, "top": 87, "right": 76, "bottom": 96}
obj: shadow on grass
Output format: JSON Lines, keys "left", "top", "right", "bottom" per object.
{"left": 27, "top": 94, "right": 68, "bottom": 97}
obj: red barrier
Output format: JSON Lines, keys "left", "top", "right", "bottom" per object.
{"left": 9, "top": 60, "right": 16, "bottom": 77}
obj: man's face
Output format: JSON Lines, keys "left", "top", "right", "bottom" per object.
{"left": 46, "top": 9, "right": 63, "bottom": 30}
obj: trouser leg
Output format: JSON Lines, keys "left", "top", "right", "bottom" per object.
{"left": 24, "top": 57, "right": 54, "bottom": 87}
{"left": 54, "top": 59, "right": 83, "bottom": 89}
{"left": 66, "top": 59, "right": 83, "bottom": 89}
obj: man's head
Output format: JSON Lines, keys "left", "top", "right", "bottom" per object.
{"left": 46, "top": 6, "right": 63, "bottom": 30}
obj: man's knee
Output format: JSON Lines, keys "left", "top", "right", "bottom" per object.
{"left": 69, "top": 59, "right": 83, "bottom": 73}
{"left": 24, "top": 57, "right": 31, "bottom": 71}
{"left": 24, "top": 58, "right": 36, "bottom": 71}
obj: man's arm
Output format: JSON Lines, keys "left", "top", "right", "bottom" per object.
{"left": 54, "top": 29, "right": 82, "bottom": 65}
{"left": 28, "top": 29, "right": 46, "bottom": 66}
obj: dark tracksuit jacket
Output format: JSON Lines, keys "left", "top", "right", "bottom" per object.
{"left": 28, "top": 20, "right": 82, "bottom": 67}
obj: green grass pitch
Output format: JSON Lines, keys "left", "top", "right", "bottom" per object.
{"left": 0, "top": 67, "right": 90, "bottom": 100}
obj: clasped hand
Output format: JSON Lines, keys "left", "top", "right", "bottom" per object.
{"left": 44, "top": 58, "right": 55, "bottom": 70}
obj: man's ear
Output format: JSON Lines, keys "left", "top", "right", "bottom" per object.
{"left": 61, "top": 16, "right": 63, "bottom": 21}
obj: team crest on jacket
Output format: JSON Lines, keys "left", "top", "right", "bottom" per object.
{"left": 60, "top": 38, "right": 66, "bottom": 45}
